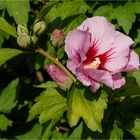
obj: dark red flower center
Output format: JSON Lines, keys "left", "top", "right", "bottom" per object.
{"left": 83, "top": 45, "right": 114, "bottom": 70}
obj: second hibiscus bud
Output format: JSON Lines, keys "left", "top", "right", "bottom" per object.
{"left": 51, "top": 29, "right": 64, "bottom": 48}
{"left": 46, "top": 64, "right": 73, "bottom": 91}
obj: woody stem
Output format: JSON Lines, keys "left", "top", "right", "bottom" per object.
{"left": 35, "top": 46, "right": 77, "bottom": 82}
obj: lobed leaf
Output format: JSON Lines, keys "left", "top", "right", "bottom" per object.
{"left": 67, "top": 86, "right": 108, "bottom": 132}
{"left": 27, "top": 88, "right": 66, "bottom": 139}
{"left": 27, "top": 88, "right": 66, "bottom": 123}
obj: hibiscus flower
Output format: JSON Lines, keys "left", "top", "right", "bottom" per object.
{"left": 65, "top": 16, "right": 139, "bottom": 92}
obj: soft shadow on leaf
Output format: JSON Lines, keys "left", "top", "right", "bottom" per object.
{"left": 15, "top": 123, "right": 42, "bottom": 139}
{"left": 123, "top": 116, "right": 140, "bottom": 139}
{"left": 36, "top": 1, "right": 58, "bottom": 20}
{"left": 0, "top": 48, "right": 23, "bottom": 66}
{"left": 64, "top": 15, "right": 86, "bottom": 34}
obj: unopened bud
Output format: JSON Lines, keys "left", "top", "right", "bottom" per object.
{"left": 31, "top": 35, "right": 38, "bottom": 45}
{"left": 46, "top": 64, "right": 73, "bottom": 91}
{"left": 17, "top": 34, "right": 31, "bottom": 48}
{"left": 51, "top": 29, "right": 64, "bottom": 47}
{"left": 33, "top": 20, "right": 47, "bottom": 36}
{"left": 17, "top": 24, "right": 29, "bottom": 36}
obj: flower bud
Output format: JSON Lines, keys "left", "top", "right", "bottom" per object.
{"left": 17, "top": 24, "right": 29, "bottom": 36}
{"left": 31, "top": 35, "right": 38, "bottom": 45}
{"left": 46, "top": 64, "right": 73, "bottom": 91}
{"left": 17, "top": 34, "right": 31, "bottom": 48}
{"left": 51, "top": 29, "right": 64, "bottom": 47}
{"left": 33, "top": 20, "right": 47, "bottom": 36}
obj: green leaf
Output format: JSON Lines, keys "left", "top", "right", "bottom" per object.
{"left": 67, "top": 86, "right": 108, "bottom": 132}
{"left": 16, "top": 123, "right": 42, "bottom": 139}
{"left": 41, "top": 118, "right": 61, "bottom": 139}
{"left": 68, "top": 122, "right": 83, "bottom": 139}
{"left": 27, "top": 88, "right": 66, "bottom": 139}
{"left": 0, "top": 1, "right": 5, "bottom": 9}
{"left": 0, "top": 78, "right": 19, "bottom": 113}
{"left": 64, "top": 15, "right": 86, "bottom": 35}
{"left": 0, "top": 17, "right": 17, "bottom": 37}
{"left": 94, "top": 5, "right": 114, "bottom": 21}
{"left": 0, "top": 114, "right": 10, "bottom": 131}
{"left": 52, "top": 130, "right": 68, "bottom": 139}
{"left": 45, "top": 1, "right": 90, "bottom": 31}
{"left": 0, "top": 48, "right": 22, "bottom": 66}
{"left": 114, "top": 2, "right": 137, "bottom": 34}
{"left": 109, "top": 123, "right": 123, "bottom": 140}
{"left": 6, "top": 0, "right": 30, "bottom": 25}
{"left": 124, "top": 117, "right": 140, "bottom": 139}
{"left": 45, "top": 1, "right": 89, "bottom": 21}
{"left": 57, "top": 47, "right": 65, "bottom": 60}
{"left": 27, "top": 88, "right": 66, "bottom": 123}
{"left": 33, "top": 81, "right": 58, "bottom": 89}
{"left": 36, "top": 1, "right": 58, "bottom": 20}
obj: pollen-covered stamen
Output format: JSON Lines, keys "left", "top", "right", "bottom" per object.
{"left": 84, "top": 57, "right": 101, "bottom": 69}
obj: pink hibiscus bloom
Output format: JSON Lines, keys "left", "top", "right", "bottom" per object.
{"left": 65, "top": 16, "right": 139, "bottom": 92}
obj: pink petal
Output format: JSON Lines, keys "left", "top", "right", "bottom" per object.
{"left": 103, "top": 31, "right": 134, "bottom": 72}
{"left": 78, "top": 16, "right": 116, "bottom": 56}
{"left": 75, "top": 68, "right": 100, "bottom": 92}
{"left": 112, "top": 74, "right": 125, "bottom": 89}
{"left": 67, "top": 60, "right": 78, "bottom": 75}
{"left": 75, "top": 68, "right": 91, "bottom": 86}
{"left": 65, "top": 29, "right": 90, "bottom": 61}
{"left": 90, "top": 81, "right": 100, "bottom": 93}
{"left": 76, "top": 68, "right": 113, "bottom": 89}
{"left": 46, "top": 64, "right": 68, "bottom": 85}
{"left": 122, "top": 50, "right": 140, "bottom": 72}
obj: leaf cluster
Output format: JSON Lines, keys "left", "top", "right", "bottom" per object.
{"left": 0, "top": 0, "right": 140, "bottom": 139}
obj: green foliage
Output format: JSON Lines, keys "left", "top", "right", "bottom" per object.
{"left": 15, "top": 123, "right": 42, "bottom": 139}
{"left": 94, "top": 2, "right": 140, "bottom": 34}
{"left": 0, "top": 48, "right": 22, "bottom": 66}
{"left": 6, "top": 0, "right": 30, "bottom": 25}
{"left": 27, "top": 88, "right": 66, "bottom": 138}
{"left": 27, "top": 88, "right": 66, "bottom": 123}
{"left": 0, "top": 17, "right": 17, "bottom": 37}
{"left": 0, "top": 0, "right": 140, "bottom": 139}
{"left": 0, "top": 78, "right": 19, "bottom": 113}
{"left": 68, "top": 122, "right": 83, "bottom": 139}
{"left": 109, "top": 123, "right": 123, "bottom": 140}
{"left": 67, "top": 86, "right": 108, "bottom": 133}
{"left": 33, "top": 81, "right": 58, "bottom": 89}
{"left": 0, "top": 114, "right": 11, "bottom": 131}
{"left": 124, "top": 117, "right": 140, "bottom": 139}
